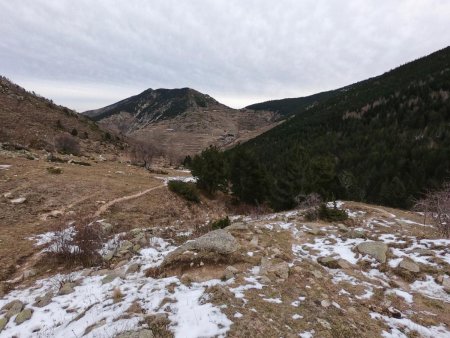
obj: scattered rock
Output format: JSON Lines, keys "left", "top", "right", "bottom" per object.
{"left": 115, "top": 329, "right": 154, "bottom": 338}
{"left": 317, "top": 256, "right": 340, "bottom": 269}
{"left": 260, "top": 257, "right": 289, "bottom": 281}
{"left": 3, "top": 192, "right": 13, "bottom": 199}
{"left": 415, "top": 249, "right": 435, "bottom": 256}
{"left": 10, "top": 197, "right": 26, "bottom": 204}
{"left": 162, "top": 229, "right": 240, "bottom": 267}
{"left": 14, "top": 308, "right": 33, "bottom": 325}
{"left": 336, "top": 259, "right": 353, "bottom": 269}
{"left": 0, "top": 317, "right": 7, "bottom": 332}
{"left": 311, "top": 270, "right": 323, "bottom": 279}
{"left": 102, "top": 273, "right": 120, "bottom": 285}
{"left": 250, "top": 235, "right": 259, "bottom": 247}
{"left": 317, "top": 318, "right": 331, "bottom": 330}
{"left": 306, "top": 227, "right": 323, "bottom": 236}
{"left": 98, "top": 220, "right": 114, "bottom": 234}
{"left": 440, "top": 275, "right": 450, "bottom": 293}
{"left": 356, "top": 241, "right": 389, "bottom": 263}
{"left": 22, "top": 268, "right": 37, "bottom": 279}
{"left": 348, "top": 229, "right": 366, "bottom": 239}
{"left": 224, "top": 266, "right": 239, "bottom": 280}
{"left": 103, "top": 250, "right": 115, "bottom": 261}
{"left": 336, "top": 223, "right": 349, "bottom": 232}
{"left": 47, "top": 210, "right": 63, "bottom": 218}
{"left": 227, "top": 222, "right": 249, "bottom": 231}
{"left": 115, "top": 260, "right": 129, "bottom": 269}
{"left": 34, "top": 292, "right": 53, "bottom": 307}
{"left": 119, "top": 240, "right": 133, "bottom": 252}
{"left": 2, "top": 300, "right": 24, "bottom": 319}
{"left": 398, "top": 258, "right": 420, "bottom": 273}
{"left": 58, "top": 282, "right": 76, "bottom": 295}
{"left": 387, "top": 306, "right": 402, "bottom": 319}
{"left": 321, "top": 300, "right": 331, "bottom": 308}
{"left": 126, "top": 263, "right": 141, "bottom": 274}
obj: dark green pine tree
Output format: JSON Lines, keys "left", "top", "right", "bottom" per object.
{"left": 229, "top": 149, "right": 268, "bottom": 205}
{"left": 191, "top": 146, "right": 228, "bottom": 195}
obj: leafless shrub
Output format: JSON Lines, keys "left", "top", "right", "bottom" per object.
{"left": 54, "top": 133, "right": 80, "bottom": 155}
{"left": 129, "top": 139, "right": 162, "bottom": 169}
{"left": 296, "top": 193, "right": 322, "bottom": 209}
{"left": 47, "top": 216, "right": 105, "bottom": 267}
{"left": 414, "top": 182, "right": 450, "bottom": 238}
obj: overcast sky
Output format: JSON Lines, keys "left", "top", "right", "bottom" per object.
{"left": 1, "top": 0, "right": 449, "bottom": 112}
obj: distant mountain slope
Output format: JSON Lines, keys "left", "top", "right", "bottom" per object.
{"left": 84, "top": 88, "right": 280, "bottom": 157}
{"left": 245, "top": 89, "right": 341, "bottom": 118}
{"left": 231, "top": 46, "right": 450, "bottom": 210}
{"left": 0, "top": 76, "right": 121, "bottom": 154}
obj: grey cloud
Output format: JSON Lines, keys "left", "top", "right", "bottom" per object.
{"left": 1, "top": 0, "right": 449, "bottom": 111}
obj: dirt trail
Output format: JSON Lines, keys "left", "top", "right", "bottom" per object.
{"left": 94, "top": 184, "right": 165, "bottom": 217}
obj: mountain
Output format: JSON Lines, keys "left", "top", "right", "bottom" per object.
{"left": 229, "top": 46, "right": 450, "bottom": 210}
{"left": 84, "top": 88, "right": 280, "bottom": 157}
{"left": 0, "top": 76, "right": 121, "bottom": 154}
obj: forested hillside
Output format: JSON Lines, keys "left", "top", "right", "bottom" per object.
{"left": 245, "top": 89, "right": 340, "bottom": 118}
{"left": 230, "top": 47, "right": 450, "bottom": 210}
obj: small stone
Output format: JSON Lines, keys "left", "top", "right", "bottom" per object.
{"left": 3, "top": 192, "right": 13, "bottom": 199}
{"left": 10, "top": 197, "right": 26, "bottom": 204}
{"left": 58, "top": 282, "right": 75, "bottom": 295}
{"left": 22, "top": 268, "right": 37, "bottom": 279}
{"left": 132, "top": 244, "right": 141, "bottom": 252}
{"left": 14, "top": 308, "right": 33, "bottom": 325}
{"left": 321, "top": 300, "right": 331, "bottom": 308}
{"left": 224, "top": 266, "right": 239, "bottom": 280}
{"left": 119, "top": 240, "right": 133, "bottom": 252}
{"left": 399, "top": 258, "right": 420, "bottom": 273}
{"left": 317, "top": 318, "right": 331, "bottom": 330}
{"left": 34, "top": 292, "right": 53, "bottom": 307}
{"left": 250, "top": 236, "right": 259, "bottom": 247}
{"left": 126, "top": 263, "right": 141, "bottom": 274}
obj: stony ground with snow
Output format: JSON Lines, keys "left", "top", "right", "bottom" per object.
{"left": 0, "top": 201, "right": 449, "bottom": 337}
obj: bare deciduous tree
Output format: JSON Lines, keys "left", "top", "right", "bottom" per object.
{"left": 414, "top": 182, "right": 450, "bottom": 238}
{"left": 129, "top": 139, "right": 162, "bottom": 169}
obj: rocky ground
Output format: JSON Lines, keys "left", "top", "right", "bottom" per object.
{"left": 0, "top": 193, "right": 449, "bottom": 337}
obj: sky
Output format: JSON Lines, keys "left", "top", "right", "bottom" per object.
{"left": 1, "top": 0, "right": 449, "bottom": 112}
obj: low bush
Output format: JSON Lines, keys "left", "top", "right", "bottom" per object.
{"left": 47, "top": 217, "right": 105, "bottom": 267}
{"left": 47, "top": 166, "right": 62, "bottom": 174}
{"left": 54, "top": 133, "right": 80, "bottom": 155}
{"left": 318, "top": 203, "right": 348, "bottom": 222}
{"left": 211, "top": 216, "right": 230, "bottom": 230}
{"left": 168, "top": 180, "right": 200, "bottom": 203}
